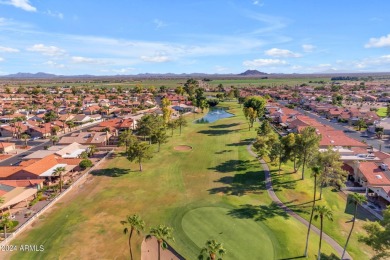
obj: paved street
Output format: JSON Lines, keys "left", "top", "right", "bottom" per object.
{"left": 0, "top": 121, "right": 101, "bottom": 166}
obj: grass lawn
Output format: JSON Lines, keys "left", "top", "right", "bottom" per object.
{"left": 8, "top": 102, "right": 343, "bottom": 259}
{"left": 376, "top": 107, "right": 387, "bottom": 117}
{"left": 267, "top": 159, "right": 376, "bottom": 259}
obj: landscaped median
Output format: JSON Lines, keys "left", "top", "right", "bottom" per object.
{"left": 6, "top": 103, "right": 348, "bottom": 259}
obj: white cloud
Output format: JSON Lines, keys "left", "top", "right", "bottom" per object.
{"left": 243, "top": 58, "right": 287, "bottom": 67}
{"left": 246, "top": 12, "right": 289, "bottom": 34}
{"left": 45, "top": 10, "right": 64, "bottom": 19}
{"left": 111, "top": 67, "right": 136, "bottom": 74}
{"left": 365, "top": 34, "right": 390, "bottom": 48}
{"left": 0, "top": 57, "right": 4, "bottom": 62}
{"left": 44, "top": 60, "right": 65, "bottom": 68}
{"left": 265, "top": 48, "right": 301, "bottom": 58}
{"left": 0, "top": 0, "right": 37, "bottom": 12}
{"left": 252, "top": 1, "right": 264, "bottom": 6}
{"left": 153, "top": 19, "right": 167, "bottom": 29}
{"left": 354, "top": 55, "right": 390, "bottom": 69}
{"left": 71, "top": 56, "right": 105, "bottom": 64}
{"left": 140, "top": 54, "right": 170, "bottom": 63}
{"left": 27, "top": 44, "right": 66, "bottom": 56}
{"left": 302, "top": 44, "right": 315, "bottom": 52}
{"left": 0, "top": 46, "right": 19, "bottom": 52}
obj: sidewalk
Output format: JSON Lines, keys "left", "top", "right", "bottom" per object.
{"left": 246, "top": 143, "right": 353, "bottom": 260}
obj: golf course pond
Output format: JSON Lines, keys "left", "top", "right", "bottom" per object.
{"left": 195, "top": 107, "right": 234, "bottom": 123}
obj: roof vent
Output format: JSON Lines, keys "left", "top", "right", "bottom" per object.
{"left": 375, "top": 175, "right": 383, "bottom": 179}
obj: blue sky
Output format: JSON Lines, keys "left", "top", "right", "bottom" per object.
{"left": 0, "top": 0, "right": 389, "bottom": 75}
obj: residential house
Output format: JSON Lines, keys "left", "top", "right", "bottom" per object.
{"left": 58, "top": 132, "right": 112, "bottom": 146}
{"left": 0, "top": 142, "right": 15, "bottom": 153}
{"left": 23, "top": 142, "right": 89, "bottom": 160}
{"left": 0, "top": 154, "right": 81, "bottom": 180}
{"left": 0, "top": 179, "right": 44, "bottom": 212}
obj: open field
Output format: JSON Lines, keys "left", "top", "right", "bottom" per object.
{"left": 208, "top": 77, "right": 330, "bottom": 88}
{"left": 267, "top": 159, "right": 376, "bottom": 259}
{"left": 6, "top": 102, "right": 357, "bottom": 259}
{"left": 2, "top": 77, "right": 331, "bottom": 89}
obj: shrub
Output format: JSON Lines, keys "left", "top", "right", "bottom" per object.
{"left": 79, "top": 159, "right": 93, "bottom": 169}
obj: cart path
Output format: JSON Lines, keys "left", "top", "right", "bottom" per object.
{"left": 246, "top": 143, "right": 352, "bottom": 260}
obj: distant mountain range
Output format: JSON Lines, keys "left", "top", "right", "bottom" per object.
{"left": 1, "top": 70, "right": 390, "bottom": 79}
{"left": 0, "top": 70, "right": 268, "bottom": 79}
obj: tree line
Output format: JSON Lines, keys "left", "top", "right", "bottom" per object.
{"left": 253, "top": 119, "right": 390, "bottom": 259}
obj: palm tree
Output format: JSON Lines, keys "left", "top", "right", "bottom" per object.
{"left": 341, "top": 193, "right": 367, "bottom": 259}
{"left": 120, "top": 214, "right": 145, "bottom": 260}
{"left": 357, "top": 118, "right": 366, "bottom": 131}
{"left": 0, "top": 213, "right": 13, "bottom": 240}
{"left": 50, "top": 135, "right": 59, "bottom": 145}
{"left": 313, "top": 205, "right": 333, "bottom": 260}
{"left": 21, "top": 133, "right": 30, "bottom": 147}
{"left": 88, "top": 145, "right": 97, "bottom": 157}
{"left": 66, "top": 120, "right": 75, "bottom": 131}
{"left": 146, "top": 224, "right": 174, "bottom": 260}
{"left": 198, "top": 239, "right": 226, "bottom": 260}
{"left": 304, "top": 165, "right": 322, "bottom": 257}
{"left": 52, "top": 167, "right": 66, "bottom": 192}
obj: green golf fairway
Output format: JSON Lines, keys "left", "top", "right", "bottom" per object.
{"left": 182, "top": 207, "right": 275, "bottom": 259}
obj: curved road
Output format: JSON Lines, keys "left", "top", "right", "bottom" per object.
{"left": 246, "top": 143, "right": 352, "bottom": 260}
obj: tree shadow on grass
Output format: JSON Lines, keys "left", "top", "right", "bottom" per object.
{"left": 278, "top": 255, "right": 306, "bottom": 260}
{"left": 228, "top": 200, "right": 309, "bottom": 221}
{"left": 209, "top": 123, "right": 240, "bottom": 129}
{"left": 319, "top": 253, "right": 340, "bottom": 260}
{"left": 197, "top": 129, "right": 236, "bottom": 136}
{"left": 208, "top": 171, "right": 266, "bottom": 196}
{"left": 271, "top": 177, "right": 299, "bottom": 191}
{"left": 215, "top": 149, "right": 233, "bottom": 154}
{"left": 226, "top": 138, "right": 253, "bottom": 147}
{"left": 90, "top": 167, "right": 130, "bottom": 177}
{"left": 228, "top": 202, "right": 290, "bottom": 221}
{"left": 208, "top": 159, "right": 255, "bottom": 173}
{"left": 344, "top": 194, "right": 378, "bottom": 221}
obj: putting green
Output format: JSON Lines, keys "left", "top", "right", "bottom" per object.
{"left": 181, "top": 207, "right": 275, "bottom": 259}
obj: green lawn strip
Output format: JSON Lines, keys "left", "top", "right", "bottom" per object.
{"left": 267, "top": 158, "right": 376, "bottom": 259}
{"left": 9, "top": 102, "right": 339, "bottom": 259}
{"left": 376, "top": 107, "right": 386, "bottom": 117}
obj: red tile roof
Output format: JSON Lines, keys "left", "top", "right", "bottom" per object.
{"left": 359, "top": 162, "right": 390, "bottom": 186}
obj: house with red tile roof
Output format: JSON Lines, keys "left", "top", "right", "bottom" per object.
{"left": 0, "top": 154, "right": 80, "bottom": 180}
{"left": 354, "top": 161, "right": 390, "bottom": 204}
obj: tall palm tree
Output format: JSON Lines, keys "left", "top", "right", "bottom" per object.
{"left": 304, "top": 165, "right": 322, "bottom": 257}
{"left": 146, "top": 224, "right": 174, "bottom": 260}
{"left": 120, "top": 214, "right": 145, "bottom": 260}
{"left": 50, "top": 135, "right": 59, "bottom": 145}
{"left": 52, "top": 167, "right": 66, "bottom": 192}
{"left": 341, "top": 193, "right": 367, "bottom": 259}
{"left": 21, "top": 133, "right": 30, "bottom": 147}
{"left": 198, "top": 239, "right": 226, "bottom": 260}
{"left": 0, "top": 213, "right": 13, "bottom": 240}
{"left": 313, "top": 205, "right": 333, "bottom": 260}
